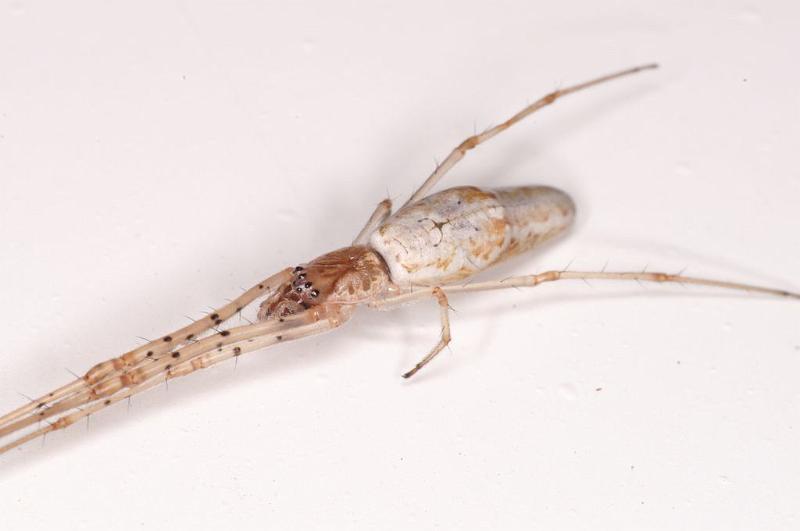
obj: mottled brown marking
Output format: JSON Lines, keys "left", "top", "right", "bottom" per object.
{"left": 457, "top": 186, "right": 496, "bottom": 204}
{"left": 466, "top": 216, "right": 507, "bottom": 262}
{"left": 434, "top": 252, "right": 455, "bottom": 270}
{"left": 530, "top": 207, "right": 551, "bottom": 223}
{"left": 488, "top": 217, "right": 508, "bottom": 244}
{"left": 505, "top": 238, "right": 520, "bottom": 256}
{"left": 457, "top": 266, "right": 474, "bottom": 278}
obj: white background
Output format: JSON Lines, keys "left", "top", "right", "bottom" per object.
{"left": 1, "top": 1, "right": 798, "bottom": 530}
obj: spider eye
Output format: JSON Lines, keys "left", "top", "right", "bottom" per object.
{"left": 295, "top": 286, "right": 303, "bottom": 293}
{"left": 293, "top": 266, "right": 303, "bottom": 273}
{"left": 297, "top": 273, "right": 306, "bottom": 280}
{"left": 304, "top": 282, "right": 312, "bottom": 289}
{"left": 310, "top": 289, "right": 319, "bottom": 298}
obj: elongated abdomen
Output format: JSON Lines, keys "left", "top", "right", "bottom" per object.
{"left": 369, "top": 185, "right": 575, "bottom": 286}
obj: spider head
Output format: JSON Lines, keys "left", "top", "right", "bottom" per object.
{"left": 257, "top": 246, "right": 392, "bottom": 321}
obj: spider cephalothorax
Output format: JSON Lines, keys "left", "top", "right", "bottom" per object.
{"left": 257, "top": 245, "right": 393, "bottom": 320}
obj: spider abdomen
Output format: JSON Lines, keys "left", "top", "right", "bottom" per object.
{"left": 369, "top": 185, "right": 575, "bottom": 286}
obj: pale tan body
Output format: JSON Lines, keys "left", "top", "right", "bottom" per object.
{"left": 1, "top": 63, "right": 796, "bottom": 455}
{"left": 371, "top": 186, "right": 575, "bottom": 286}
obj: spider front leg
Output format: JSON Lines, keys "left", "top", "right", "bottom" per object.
{"left": 0, "top": 267, "right": 294, "bottom": 431}
{"left": 0, "top": 305, "right": 354, "bottom": 454}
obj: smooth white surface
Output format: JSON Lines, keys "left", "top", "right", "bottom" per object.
{"left": 1, "top": 2, "right": 798, "bottom": 529}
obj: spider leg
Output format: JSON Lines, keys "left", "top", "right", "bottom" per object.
{"left": 372, "top": 269, "right": 798, "bottom": 375}
{"left": 442, "top": 270, "right": 800, "bottom": 299}
{"left": 353, "top": 198, "right": 392, "bottom": 244}
{"left": 357, "top": 65, "right": 658, "bottom": 242}
{"left": 0, "top": 306, "right": 352, "bottom": 454}
{"left": 0, "top": 313, "right": 304, "bottom": 439}
{"left": 378, "top": 270, "right": 800, "bottom": 306}
{"left": 0, "top": 268, "right": 294, "bottom": 431}
{"left": 403, "top": 63, "right": 658, "bottom": 207}
{"left": 402, "top": 287, "right": 451, "bottom": 379}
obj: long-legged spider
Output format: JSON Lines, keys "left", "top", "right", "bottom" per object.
{"left": 1, "top": 63, "right": 797, "bottom": 455}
